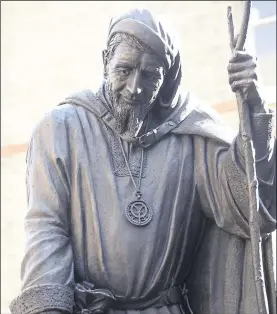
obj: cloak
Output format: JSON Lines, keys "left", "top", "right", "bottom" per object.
{"left": 62, "top": 86, "right": 276, "bottom": 314}
{"left": 56, "top": 7, "right": 277, "bottom": 313}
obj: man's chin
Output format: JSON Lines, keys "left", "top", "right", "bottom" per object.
{"left": 116, "top": 124, "right": 141, "bottom": 139}
{"left": 114, "top": 107, "right": 145, "bottom": 138}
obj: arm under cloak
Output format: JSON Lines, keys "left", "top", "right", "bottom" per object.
{"left": 10, "top": 112, "right": 75, "bottom": 314}
{"left": 186, "top": 110, "right": 276, "bottom": 314}
{"left": 194, "top": 110, "right": 276, "bottom": 238}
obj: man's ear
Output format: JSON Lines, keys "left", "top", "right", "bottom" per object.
{"left": 102, "top": 49, "right": 108, "bottom": 78}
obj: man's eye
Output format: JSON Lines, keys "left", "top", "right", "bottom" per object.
{"left": 119, "top": 69, "right": 130, "bottom": 76}
{"left": 143, "top": 72, "right": 159, "bottom": 80}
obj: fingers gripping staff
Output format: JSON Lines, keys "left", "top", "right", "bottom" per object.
{"left": 227, "top": 2, "right": 272, "bottom": 314}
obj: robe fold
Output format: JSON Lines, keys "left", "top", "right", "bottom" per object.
{"left": 10, "top": 88, "right": 276, "bottom": 314}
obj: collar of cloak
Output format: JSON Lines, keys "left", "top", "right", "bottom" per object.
{"left": 58, "top": 87, "right": 235, "bottom": 147}
{"left": 58, "top": 8, "right": 235, "bottom": 147}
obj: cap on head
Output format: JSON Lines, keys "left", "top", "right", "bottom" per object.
{"left": 107, "top": 8, "right": 178, "bottom": 71}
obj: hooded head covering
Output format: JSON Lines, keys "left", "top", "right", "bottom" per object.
{"left": 106, "top": 8, "right": 183, "bottom": 112}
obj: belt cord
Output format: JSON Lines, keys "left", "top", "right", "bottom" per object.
{"left": 184, "top": 294, "right": 194, "bottom": 314}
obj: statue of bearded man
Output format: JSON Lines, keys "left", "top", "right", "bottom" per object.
{"left": 10, "top": 8, "right": 276, "bottom": 314}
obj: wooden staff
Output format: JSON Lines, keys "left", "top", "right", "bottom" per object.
{"left": 227, "top": 2, "right": 268, "bottom": 313}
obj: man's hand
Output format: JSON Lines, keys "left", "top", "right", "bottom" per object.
{"left": 227, "top": 50, "right": 268, "bottom": 113}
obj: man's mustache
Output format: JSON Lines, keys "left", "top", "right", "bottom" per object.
{"left": 120, "top": 91, "right": 142, "bottom": 104}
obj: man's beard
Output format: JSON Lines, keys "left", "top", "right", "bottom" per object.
{"left": 107, "top": 83, "right": 149, "bottom": 138}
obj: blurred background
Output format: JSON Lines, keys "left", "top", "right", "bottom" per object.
{"left": 1, "top": 1, "right": 276, "bottom": 312}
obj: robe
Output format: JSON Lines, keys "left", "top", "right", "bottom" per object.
{"left": 10, "top": 89, "right": 276, "bottom": 314}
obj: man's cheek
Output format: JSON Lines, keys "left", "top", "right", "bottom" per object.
{"left": 108, "top": 72, "right": 124, "bottom": 91}
{"left": 113, "top": 81, "right": 125, "bottom": 94}
{"left": 151, "top": 81, "right": 162, "bottom": 95}
{"left": 149, "top": 89, "right": 159, "bottom": 103}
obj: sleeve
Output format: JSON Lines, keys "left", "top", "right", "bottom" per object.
{"left": 195, "top": 110, "right": 276, "bottom": 239}
{"left": 9, "top": 112, "right": 75, "bottom": 314}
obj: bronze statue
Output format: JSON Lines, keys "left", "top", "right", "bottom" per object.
{"left": 10, "top": 7, "right": 276, "bottom": 314}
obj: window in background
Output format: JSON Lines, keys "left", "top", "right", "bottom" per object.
{"left": 251, "top": 1, "right": 276, "bottom": 109}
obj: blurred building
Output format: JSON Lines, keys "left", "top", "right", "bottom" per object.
{"left": 220, "top": 0, "right": 276, "bottom": 129}
{"left": 1, "top": 1, "right": 276, "bottom": 312}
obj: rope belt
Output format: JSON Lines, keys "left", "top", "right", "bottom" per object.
{"left": 113, "top": 286, "right": 186, "bottom": 310}
{"left": 74, "top": 282, "right": 189, "bottom": 313}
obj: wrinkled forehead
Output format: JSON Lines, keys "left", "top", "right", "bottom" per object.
{"left": 110, "top": 41, "right": 165, "bottom": 71}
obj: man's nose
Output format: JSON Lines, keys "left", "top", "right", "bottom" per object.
{"left": 126, "top": 71, "right": 142, "bottom": 97}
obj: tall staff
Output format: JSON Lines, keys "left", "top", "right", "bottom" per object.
{"left": 227, "top": 2, "right": 269, "bottom": 313}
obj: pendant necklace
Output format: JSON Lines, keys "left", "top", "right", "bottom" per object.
{"left": 119, "top": 137, "right": 153, "bottom": 226}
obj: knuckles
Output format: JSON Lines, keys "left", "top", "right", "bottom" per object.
{"left": 227, "top": 50, "right": 258, "bottom": 91}
{"left": 230, "top": 76, "right": 257, "bottom": 92}
{"left": 231, "top": 79, "right": 259, "bottom": 95}
{"left": 227, "top": 60, "right": 257, "bottom": 73}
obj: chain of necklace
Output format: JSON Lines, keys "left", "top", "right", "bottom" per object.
{"left": 119, "top": 137, "right": 153, "bottom": 226}
{"left": 119, "top": 138, "right": 144, "bottom": 198}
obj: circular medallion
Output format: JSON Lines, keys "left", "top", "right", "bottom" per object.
{"left": 125, "top": 200, "right": 153, "bottom": 226}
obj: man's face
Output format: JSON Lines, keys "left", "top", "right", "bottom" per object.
{"left": 104, "top": 41, "right": 165, "bottom": 137}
